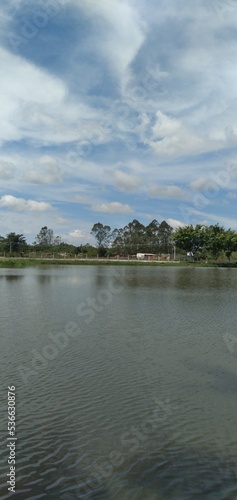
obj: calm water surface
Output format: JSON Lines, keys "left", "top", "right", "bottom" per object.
{"left": 0, "top": 265, "right": 237, "bottom": 499}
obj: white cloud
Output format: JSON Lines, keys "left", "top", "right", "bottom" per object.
{"left": 0, "top": 1, "right": 236, "bottom": 239}
{"left": 39, "top": 156, "right": 58, "bottom": 167}
{"left": 0, "top": 46, "right": 104, "bottom": 146}
{"left": 76, "top": 0, "right": 145, "bottom": 88}
{"left": 23, "top": 160, "right": 63, "bottom": 184}
{"left": 149, "top": 184, "right": 188, "bottom": 200}
{"left": 167, "top": 218, "right": 186, "bottom": 229}
{"left": 0, "top": 47, "right": 65, "bottom": 142}
{"left": 0, "top": 195, "right": 52, "bottom": 211}
{"left": 73, "top": 195, "right": 91, "bottom": 203}
{"left": 0, "top": 162, "right": 15, "bottom": 179}
{"left": 92, "top": 202, "right": 133, "bottom": 214}
{"left": 148, "top": 111, "right": 220, "bottom": 158}
{"left": 69, "top": 230, "right": 85, "bottom": 238}
{"left": 189, "top": 177, "right": 211, "bottom": 191}
{"left": 65, "top": 228, "right": 93, "bottom": 245}
{"left": 189, "top": 171, "right": 233, "bottom": 192}
{"left": 55, "top": 217, "right": 70, "bottom": 225}
{"left": 144, "top": 212, "right": 163, "bottom": 221}
{"left": 114, "top": 170, "right": 141, "bottom": 192}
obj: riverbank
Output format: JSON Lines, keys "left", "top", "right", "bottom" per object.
{"left": 0, "top": 257, "right": 228, "bottom": 268}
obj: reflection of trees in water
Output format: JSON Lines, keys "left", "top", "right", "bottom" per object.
{"left": 94, "top": 267, "right": 108, "bottom": 287}
{"left": 35, "top": 274, "right": 61, "bottom": 284}
{"left": 173, "top": 267, "right": 228, "bottom": 292}
{"left": 123, "top": 270, "right": 171, "bottom": 290}
{"left": 4, "top": 275, "right": 24, "bottom": 281}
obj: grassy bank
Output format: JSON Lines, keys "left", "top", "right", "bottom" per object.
{"left": 0, "top": 257, "right": 224, "bottom": 268}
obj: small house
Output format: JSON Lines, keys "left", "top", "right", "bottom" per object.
{"left": 136, "top": 253, "right": 157, "bottom": 261}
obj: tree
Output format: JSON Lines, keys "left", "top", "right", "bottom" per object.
{"left": 205, "top": 224, "right": 226, "bottom": 259}
{"left": 111, "top": 218, "right": 174, "bottom": 254}
{"left": 204, "top": 225, "right": 237, "bottom": 261}
{"left": 173, "top": 223, "right": 237, "bottom": 261}
{"left": 158, "top": 220, "right": 173, "bottom": 253}
{"left": 223, "top": 229, "right": 237, "bottom": 261}
{"left": 53, "top": 236, "right": 62, "bottom": 246}
{"left": 35, "top": 227, "right": 62, "bottom": 247}
{"left": 122, "top": 219, "right": 146, "bottom": 253}
{"left": 35, "top": 227, "right": 54, "bottom": 246}
{"left": 111, "top": 228, "right": 124, "bottom": 254}
{"left": 173, "top": 224, "right": 207, "bottom": 257}
{"left": 90, "top": 223, "right": 112, "bottom": 255}
{"left": 146, "top": 219, "right": 160, "bottom": 235}
{"left": 0, "top": 236, "right": 5, "bottom": 253}
{"left": 145, "top": 219, "right": 160, "bottom": 248}
{"left": 76, "top": 243, "right": 97, "bottom": 257}
{"left": 5, "top": 233, "right": 27, "bottom": 254}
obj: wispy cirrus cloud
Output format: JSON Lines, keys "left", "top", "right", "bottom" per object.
{"left": 149, "top": 184, "right": 188, "bottom": 200}
{"left": 0, "top": 0, "right": 236, "bottom": 240}
{"left": 189, "top": 177, "right": 211, "bottom": 191}
{"left": 0, "top": 162, "right": 15, "bottom": 179}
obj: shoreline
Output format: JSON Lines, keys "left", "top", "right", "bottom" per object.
{"left": 0, "top": 258, "right": 235, "bottom": 268}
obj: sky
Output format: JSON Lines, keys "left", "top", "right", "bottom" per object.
{"left": 0, "top": 0, "right": 237, "bottom": 244}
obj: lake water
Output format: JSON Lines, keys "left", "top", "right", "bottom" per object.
{"left": 0, "top": 265, "right": 237, "bottom": 499}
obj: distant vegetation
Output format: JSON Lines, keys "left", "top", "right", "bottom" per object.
{"left": 91, "top": 219, "right": 173, "bottom": 256}
{"left": 90, "top": 220, "right": 237, "bottom": 262}
{"left": 173, "top": 224, "right": 237, "bottom": 262}
{"left": 0, "top": 221, "right": 237, "bottom": 262}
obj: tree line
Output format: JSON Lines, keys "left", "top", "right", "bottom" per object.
{"left": 0, "top": 221, "right": 174, "bottom": 257}
{"left": 1, "top": 221, "right": 237, "bottom": 261}
{"left": 0, "top": 227, "right": 69, "bottom": 255}
{"left": 91, "top": 220, "right": 173, "bottom": 256}
{"left": 91, "top": 220, "right": 237, "bottom": 261}
{"left": 173, "top": 224, "right": 237, "bottom": 261}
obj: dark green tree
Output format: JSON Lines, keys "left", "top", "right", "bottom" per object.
{"left": 223, "top": 229, "right": 237, "bottom": 261}
{"left": 0, "top": 236, "right": 5, "bottom": 253}
{"left": 173, "top": 224, "right": 207, "bottom": 257}
{"left": 205, "top": 224, "right": 226, "bottom": 259}
{"left": 5, "top": 233, "right": 27, "bottom": 254}
{"left": 111, "top": 228, "right": 124, "bottom": 254}
{"left": 122, "top": 219, "right": 146, "bottom": 253}
{"left": 158, "top": 221, "right": 174, "bottom": 253}
{"left": 173, "top": 223, "right": 237, "bottom": 261}
{"left": 111, "top": 219, "right": 174, "bottom": 254}
{"left": 145, "top": 219, "right": 160, "bottom": 252}
{"left": 90, "top": 223, "right": 112, "bottom": 255}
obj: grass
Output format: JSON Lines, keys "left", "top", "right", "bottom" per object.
{"left": 0, "top": 257, "right": 224, "bottom": 268}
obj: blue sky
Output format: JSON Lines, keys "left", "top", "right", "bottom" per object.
{"left": 0, "top": 0, "right": 237, "bottom": 244}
